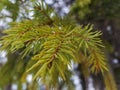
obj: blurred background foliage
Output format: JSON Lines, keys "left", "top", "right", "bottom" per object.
{"left": 0, "top": 0, "right": 120, "bottom": 90}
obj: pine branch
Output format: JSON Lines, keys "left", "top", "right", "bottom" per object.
{"left": 0, "top": 2, "right": 109, "bottom": 88}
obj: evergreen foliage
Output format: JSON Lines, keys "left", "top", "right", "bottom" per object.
{"left": 0, "top": 1, "right": 109, "bottom": 89}
{"left": 0, "top": 1, "right": 119, "bottom": 90}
